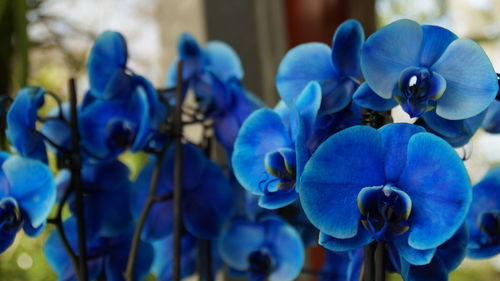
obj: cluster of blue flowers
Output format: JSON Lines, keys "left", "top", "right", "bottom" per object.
{"left": 0, "top": 17, "right": 499, "bottom": 281}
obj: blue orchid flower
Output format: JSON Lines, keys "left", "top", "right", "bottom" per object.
{"left": 166, "top": 33, "right": 262, "bottom": 152}
{"left": 354, "top": 19, "right": 497, "bottom": 120}
{"left": 466, "top": 167, "right": 500, "bottom": 259}
{"left": 232, "top": 82, "right": 322, "bottom": 209}
{"left": 390, "top": 223, "right": 469, "bottom": 281}
{"left": 7, "top": 87, "right": 49, "bottom": 163}
{"left": 276, "top": 19, "right": 364, "bottom": 115}
{"left": 132, "top": 143, "right": 233, "bottom": 241}
{"left": 218, "top": 216, "right": 304, "bottom": 281}
{"left": 83, "top": 31, "right": 166, "bottom": 160}
{"left": 299, "top": 123, "right": 471, "bottom": 267}
{"left": 482, "top": 100, "right": 500, "bottom": 133}
{"left": 166, "top": 33, "right": 244, "bottom": 88}
{"left": 0, "top": 153, "right": 55, "bottom": 253}
{"left": 45, "top": 217, "right": 154, "bottom": 281}
{"left": 55, "top": 160, "right": 134, "bottom": 242}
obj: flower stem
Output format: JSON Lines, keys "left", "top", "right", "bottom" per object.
{"left": 375, "top": 241, "right": 386, "bottom": 281}
{"left": 363, "top": 242, "right": 376, "bottom": 281}
{"left": 69, "top": 78, "right": 88, "bottom": 281}
{"left": 172, "top": 60, "right": 184, "bottom": 281}
{"left": 123, "top": 139, "right": 169, "bottom": 281}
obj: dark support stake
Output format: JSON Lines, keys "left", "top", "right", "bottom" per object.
{"left": 363, "top": 242, "right": 376, "bottom": 281}
{"left": 197, "top": 239, "right": 213, "bottom": 281}
{"left": 69, "top": 78, "right": 88, "bottom": 281}
{"left": 172, "top": 61, "right": 184, "bottom": 281}
{"left": 375, "top": 242, "right": 386, "bottom": 281}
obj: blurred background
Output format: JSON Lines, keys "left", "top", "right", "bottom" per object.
{"left": 0, "top": 0, "right": 499, "bottom": 280}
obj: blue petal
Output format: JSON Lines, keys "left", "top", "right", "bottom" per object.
{"left": 3, "top": 156, "right": 55, "bottom": 228}
{"left": 183, "top": 161, "right": 233, "bottom": 239}
{"left": 318, "top": 78, "right": 357, "bottom": 115}
{"left": 40, "top": 103, "right": 72, "bottom": 155}
{"left": 218, "top": 219, "right": 266, "bottom": 271}
{"left": 130, "top": 75, "right": 160, "bottom": 151}
{"left": 204, "top": 41, "right": 244, "bottom": 81}
{"left": 276, "top": 43, "right": 337, "bottom": 108}
{"left": 213, "top": 83, "right": 262, "bottom": 152}
{"left": 393, "top": 233, "right": 436, "bottom": 266}
{"left": 232, "top": 109, "right": 293, "bottom": 195}
{"left": 82, "top": 161, "right": 134, "bottom": 240}
{"left": 319, "top": 225, "right": 374, "bottom": 251}
{"left": 434, "top": 223, "right": 468, "bottom": 272}
{"left": 87, "top": 31, "right": 128, "bottom": 98}
{"left": 379, "top": 123, "right": 425, "bottom": 182}
{"left": 152, "top": 234, "right": 198, "bottom": 280}
{"left": 353, "top": 82, "right": 398, "bottom": 111}
{"left": 258, "top": 188, "right": 298, "bottom": 209}
{"left": 0, "top": 227, "right": 17, "bottom": 253}
{"left": 105, "top": 239, "right": 154, "bottom": 281}
{"left": 421, "top": 109, "right": 487, "bottom": 147}
{"left": 7, "top": 87, "right": 47, "bottom": 162}
{"left": 295, "top": 81, "right": 321, "bottom": 187}
{"left": 318, "top": 250, "right": 352, "bottom": 281}
{"left": 263, "top": 217, "right": 304, "bottom": 281}
{"left": 482, "top": 100, "right": 500, "bottom": 133}
{"left": 397, "top": 133, "right": 471, "bottom": 249}
{"left": 79, "top": 92, "right": 147, "bottom": 159}
{"left": 400, "top": 255, "right": 448, "bottom": 281}
{"left": 299, "top": 126, "right": 385, "bottom": 238}
{"left": 466, "top": 167, "right": 500, "bottom": 259}
{"left": 419, "top": 25, "right": 457, "bottom": 67}
{"left": 44, "top": 218, "right": 103, "bottom": 281}
{"left": 331, "top": 19, "right": 364, "bottom": 78}
{"left": 431, "top": 38, "right": 498, "bottom": 120}
{"left": 361, "top": 19, "right": 422, "bottom": 99}
{"left": 178, "top": 33, "right": 202, "bottom": 79}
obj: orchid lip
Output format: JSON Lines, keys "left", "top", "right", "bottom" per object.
{"left": 0, "top": 197, "right": 23, "bottom": 232}
{"left": 477, "top": 210, "right": 500, "bottom": 246}
{"left": 248, "top": 249, "right": 274, "bottom": 281}
{"left": 358, "top": 184, "right": 412, "bottom": 241}
{"left": 395, "top": 66, "right": 445, "bottom": 118}
{"left": 262, "top": 148, "right": 297, "bottom": 192}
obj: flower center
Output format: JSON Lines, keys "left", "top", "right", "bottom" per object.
{"left": 0, "top": 197, "right": 23, "bottom": 232}
{"left": 357, "top": 184, "right": 412, "bottom": 241}
{"left": 478, "top": 210, "right": 500, "bottom": 246}
{"left": 395, "top": 67, "right": 446, "bottom": 118}
{"left": 248, "top": 250, "right": 273, "bottom": 281}
{"left": 263, "top": 148, "right": 296, "bottom": 192}
{"left": 107, "top": 119, "right": 135, "bottom": 149}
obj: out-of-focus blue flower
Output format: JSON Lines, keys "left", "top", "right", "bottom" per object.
{"left": 232, "top": 82, "right": 322, "bottom": 209}
{"left": 390, "top": 224, "right": 468, "bottom": 281}
{"left": 55, "top": 160, "right": 134, "bottom": 242}
{"left": 218, "top": 216, "right": 304, "bottom": 281}
{"left": 300, "top": 123, "right": 471, "bottom": 266}
{"left": 40, "top": 102, "right": 72, "bottom": 158}
{"left": 7, "top": 87, "right": 48, "bottom": 163}
{"left": 466, "top": 167, "right": 500, "bottom": 259}
{"left": 318, "top": 249, "right": 362, "bottom": 281}
{"left": 44, "top": 217, "right": 154, "bottom": 281}
{"left": 355, "top": 19, "right": 497, "bottom": 120}
{"left": 482, "top": 100, "right": 500, "bottom": 133}
{"left": 166, "top": 33, "right": 261, "bottom": 152}
{"left": 132, "top": 143, "right": 233, "bottom": 241}
{"left": 83, "top": 31, "right": 166, "bottom": 160}
{"left": 0, "top": 153, "right": 55, "bottom": 253}
{"left": 276, "top": 19, "right": 364, "bottom": 115}
{"left": 151, "top": 234, "right": 222, "bottom": 281}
